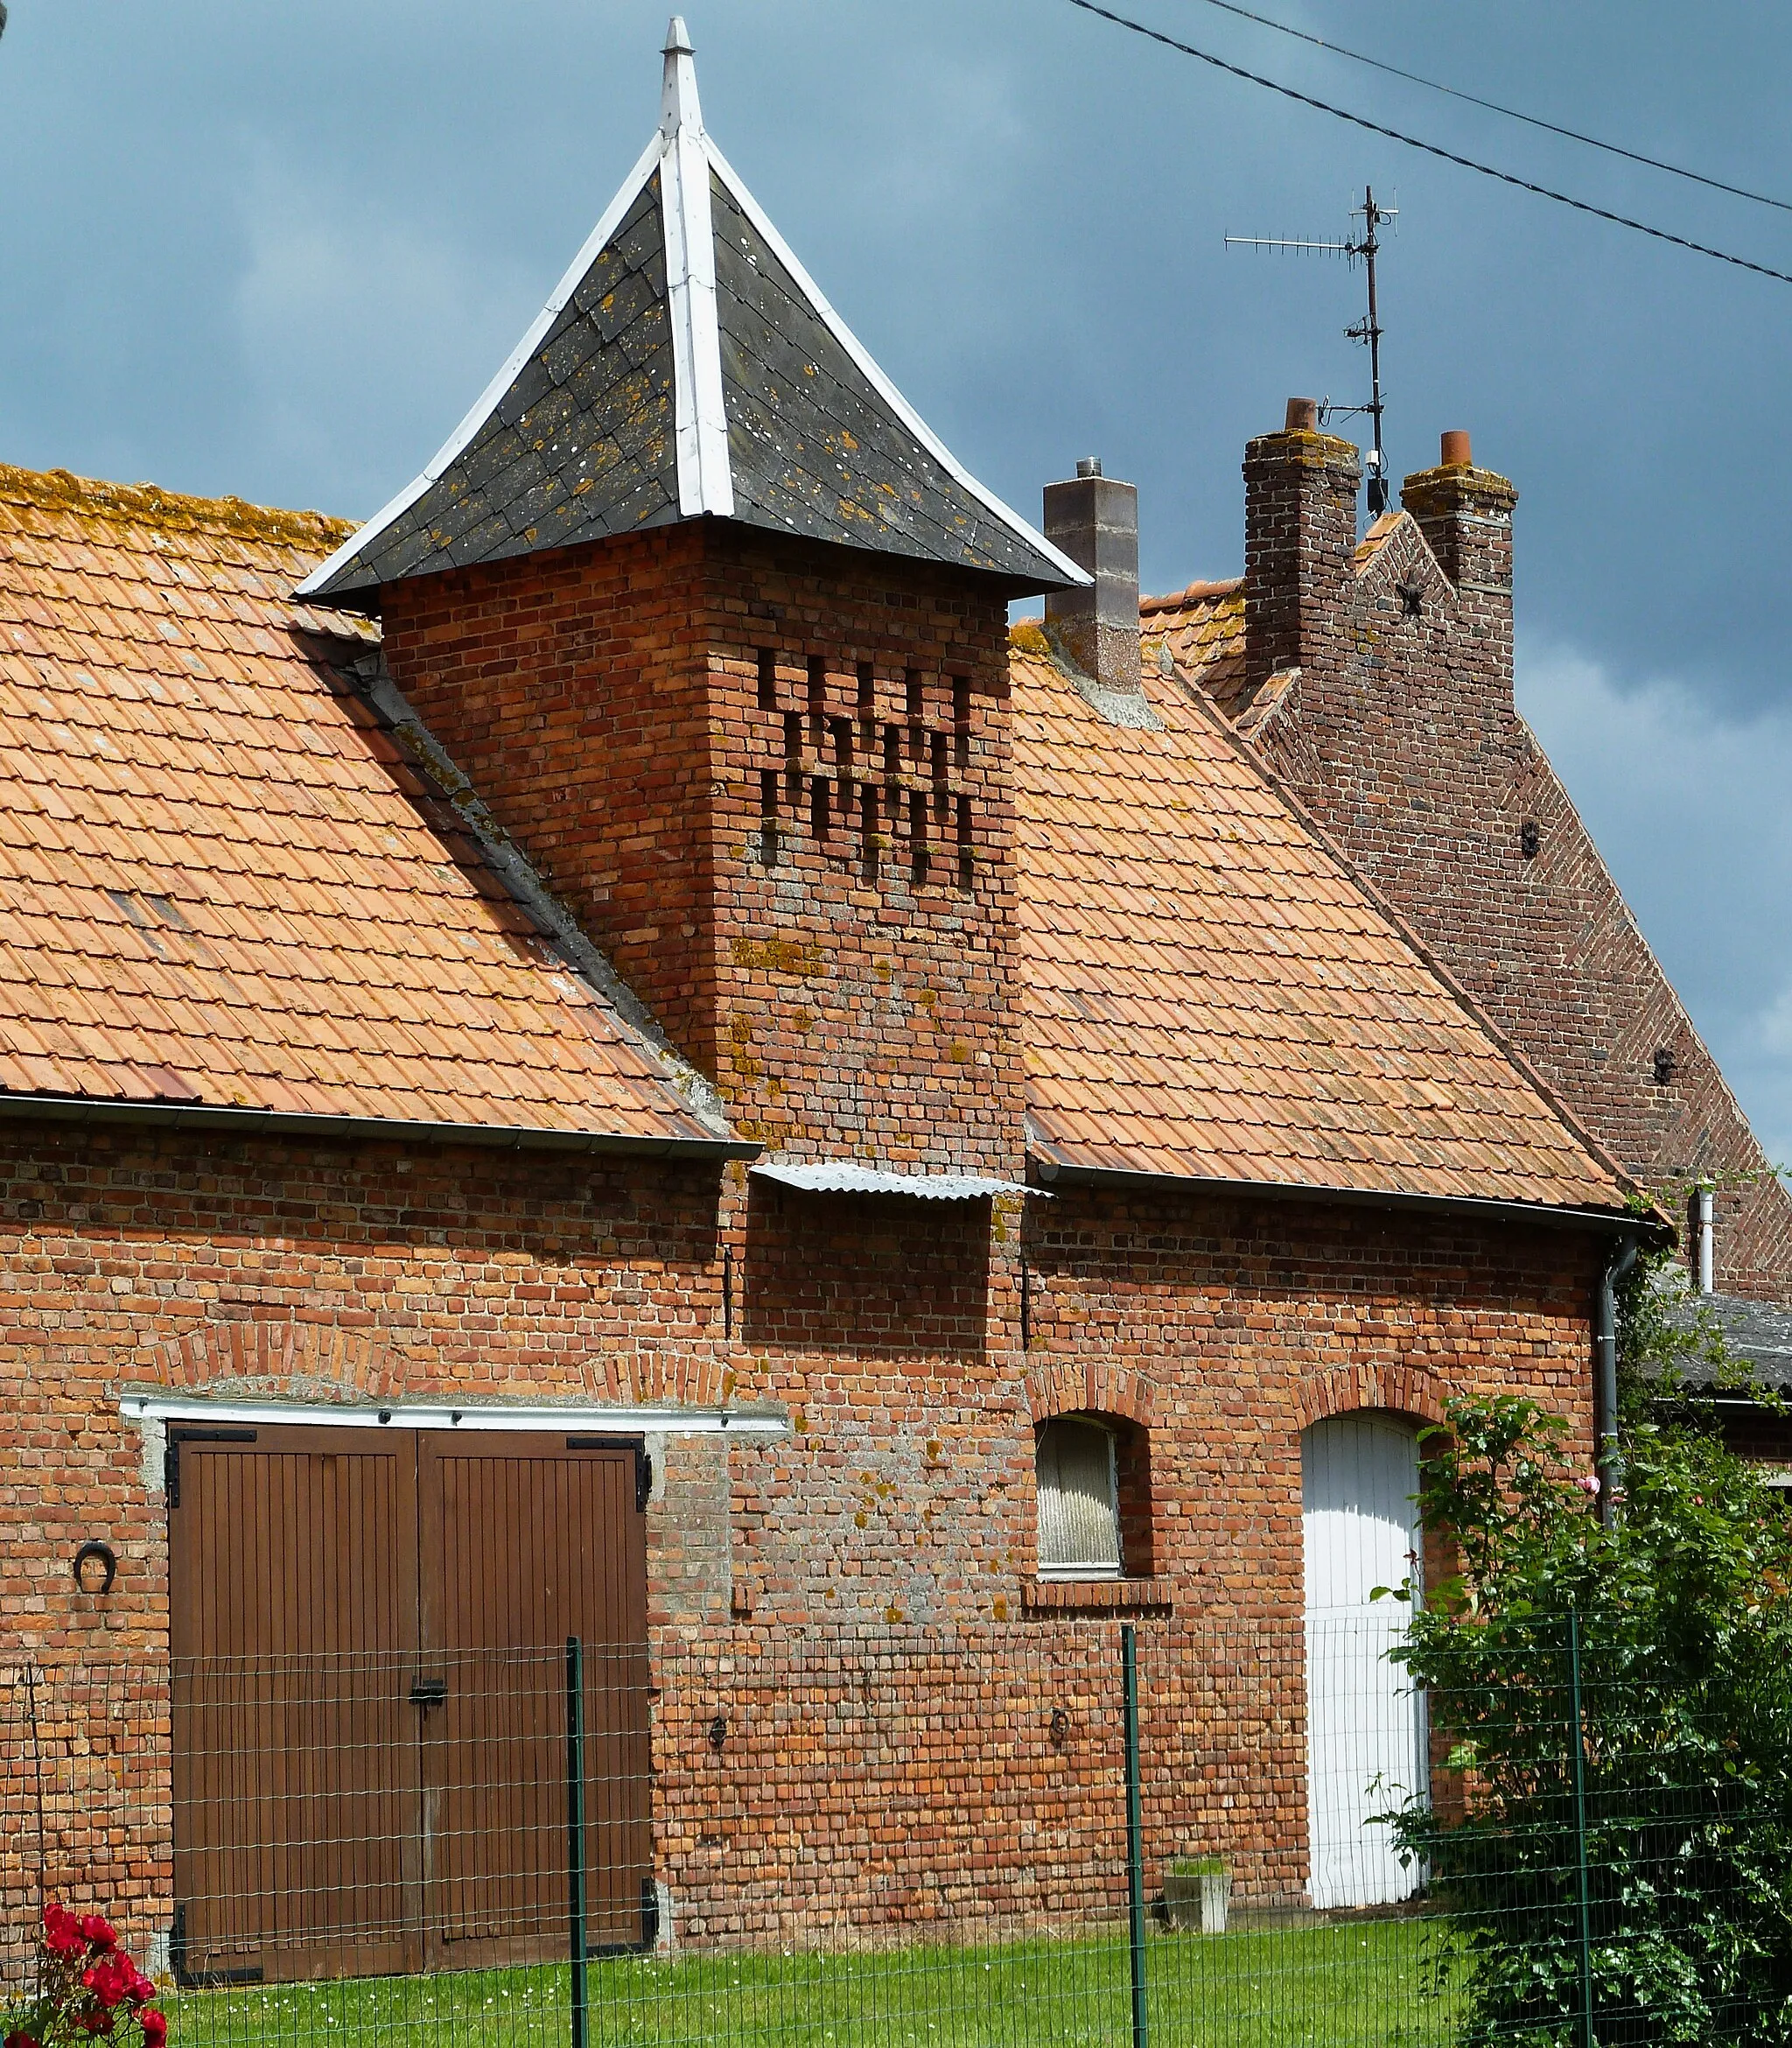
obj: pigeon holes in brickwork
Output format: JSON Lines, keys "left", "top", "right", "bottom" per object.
{"left": 752, "top": 649, "right": 974, "bottom": 890}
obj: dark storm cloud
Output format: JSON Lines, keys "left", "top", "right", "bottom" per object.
{"left": 2, "top": 0, "right": 1785, "bottom": 1165}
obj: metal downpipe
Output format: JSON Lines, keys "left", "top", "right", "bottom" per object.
{"left": 1594, "top": 1233, "right": 1641, "bottom": 1528}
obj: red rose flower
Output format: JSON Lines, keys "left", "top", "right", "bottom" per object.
{"left": 43, "top": 1903, "right": 88, "bottom": 1960}
{"left": 80, "top": 2010, "right": 114, "bottom": 2037}
{"left": 79, "top": 1916, "right": 118, "bottom": 1953}
{"left": 140, "top": 2013, "right": 167, "bottom": 2048}
{"left": 129, "top": 1968, "right": 157, "bottom": 2007}
{"left": 84, "top": 1952, "right": 136, "bottom": 2010}
{"left": 7, "top": 2030, "right": 43, "bottom": 2048}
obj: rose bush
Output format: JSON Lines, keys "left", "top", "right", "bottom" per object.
{"left": 4, "top": 1904, "right": 165, "bottom": 2048}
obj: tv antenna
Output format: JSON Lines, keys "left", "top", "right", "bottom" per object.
{"left": 1227, "top": 186, "right": 1397, "bottom": 515}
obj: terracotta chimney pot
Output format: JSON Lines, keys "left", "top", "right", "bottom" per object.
{"left": 1439, "top": 429, "right": 1472, "bottom": 467}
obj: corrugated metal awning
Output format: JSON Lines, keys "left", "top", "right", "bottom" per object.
{"left": 750, "top": 1161, "right": 1042, "bottom": 1201}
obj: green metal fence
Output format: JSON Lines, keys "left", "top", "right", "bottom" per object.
{"left": 2, "top": 1610, "right": 1768, "bottom": 2047}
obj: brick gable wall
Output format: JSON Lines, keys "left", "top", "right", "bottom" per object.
{"left": 1236, "top": 429, "right": 1792, "bottom": 1298}
{"left": 380, "top": 525, "right": 1023, "bottom": 1175}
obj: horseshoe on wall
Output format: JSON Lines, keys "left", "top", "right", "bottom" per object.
{"left": 73, "top": 1540, "right": 117, "bottom": 1596}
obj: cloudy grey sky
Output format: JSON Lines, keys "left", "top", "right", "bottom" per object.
{"left": 4, "top": 1, "right": 1787, "bottom": 1171}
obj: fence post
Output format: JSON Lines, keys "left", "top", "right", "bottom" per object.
{"left": 24, "top": 1665, "right": 47, "bottom": 1994}
{"left": 567, "top": 1636, "right": 589, "bottom": 2048}
{"left": 1122, "top": 1623, "right": 1150, "bottom": 2048}
{"left": 1568, "top": 1609, "right": 1593, "bottom": 2048}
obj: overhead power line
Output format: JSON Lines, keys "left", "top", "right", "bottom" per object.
{"left": 1065, "top": 0, "right": 1792, "bottom": 288}
{"left": 1184, "top": 0, "right": 1792, "bottom": 215}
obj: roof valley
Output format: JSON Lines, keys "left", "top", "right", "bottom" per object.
{"left": 329, "top": 637, "right": 732, "bottom": 1135}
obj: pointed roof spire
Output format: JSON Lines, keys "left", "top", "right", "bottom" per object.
{"left": 660, "top": 16, "right": 701, "bottom": 138}
{"left": 299, "top": 23, "right": 1085, "bottom": 606}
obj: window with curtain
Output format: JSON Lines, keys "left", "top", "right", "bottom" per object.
{"left": 1034, "top": 1416, "right": 1123, "bottom": 1579}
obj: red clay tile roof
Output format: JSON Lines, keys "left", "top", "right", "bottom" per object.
{"left": 1141, "top": 579, "right": 1250, "bottom": 716}
{"left": 1011, "top": 628, "right": 1629, "bottom": 1211}
{"left": 1354, "top": 510, "right": 1403, "bottom": 566}
{"left": 0, "top": 464, "right": 720, "bottom": 1143}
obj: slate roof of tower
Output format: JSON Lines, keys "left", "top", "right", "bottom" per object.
{"left": 300, "top": 21, "right": 1082, "bottom": 607}
{"left": 1009, "top": 623, "right": 1634, "bottom": 1214}
{"left": 1143, "top": 520, "right": 1407, "bottom": 726}
{"left": 0, "top": 463, "right": 729, "bottom": 1146}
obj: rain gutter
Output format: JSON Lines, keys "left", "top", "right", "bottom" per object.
{"left": 1594, "top": 1231, "right": 1642, "bottom": 1529}
{"left": 0, "top": 1091, "right": 760, "bottom": 1161}
{"left": 1028, "top": 1157, "right": 1668, "bottom": 1242}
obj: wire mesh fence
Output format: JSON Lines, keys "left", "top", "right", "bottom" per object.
{"left": 0, "top": 1610, "right": 1757, "bottom": 2047}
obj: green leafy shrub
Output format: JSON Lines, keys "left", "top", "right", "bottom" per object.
{"left": 1389, "top": 1396, "right": 1792, "bottom": 2046}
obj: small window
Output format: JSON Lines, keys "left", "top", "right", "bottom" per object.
{"left": 1035, "top": 1416, "right": 1122, "bottom": 1580}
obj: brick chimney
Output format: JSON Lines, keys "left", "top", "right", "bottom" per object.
{"left": 1043, "top": 459, "right": 1140, "bottom": 692}
{"left": 1400, "top": 429, "right": 1517, "bottom": 593}
{"left": 1400, "top": 429, "right": 1517, "bottom": 696}
{"left": 1242, "top": 398, "right": 1362, "bottom": 697}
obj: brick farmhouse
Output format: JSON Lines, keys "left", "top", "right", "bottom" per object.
{"left": 7, "top": 14, "right": 1774, "bottom": 1979}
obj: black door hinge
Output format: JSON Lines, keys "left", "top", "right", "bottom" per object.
{"left": 640, "top": 1876, "right": 660, "bottom": 1951}
{"left": 164, "top": 1427, "right": 258, "bottom": 1512}
{"left": 567, "top": 1434, "right": 651, "bottom": 1511}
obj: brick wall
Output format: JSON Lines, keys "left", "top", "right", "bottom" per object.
{"left": 1236, "top": 429, "right": 1792, "bottom": 1298}
{"left": 380, "top": 524, "right": 1024, "bottom": 1174}
{"left": 1, "top": 1116, "right": 1606, "bottom": 1953}
{"left": 0, "top": 1122, "right": 732, "bottom": 1659}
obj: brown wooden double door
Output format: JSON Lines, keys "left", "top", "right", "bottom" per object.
{"left": 168, "top": 1427, "right": 650, "bottom": 1984}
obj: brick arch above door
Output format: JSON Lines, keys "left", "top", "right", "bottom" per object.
{"left": 123, "top": 1321, "right": 733, "bottom": 1410}
{"left": 1024, "top": 1361, "right": 1158, "bottom": 1428}
{"left": 1294, "top": 1364, "right": 1448, "bottom": 1434}
{"left": 128, "top": 1322, "right": 404, "bottom": 1403}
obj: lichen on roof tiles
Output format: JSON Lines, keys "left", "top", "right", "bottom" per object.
{"left": 1137, "top": 579, "right": 1251, "bottom": 719}
{"left": 0, "top": 461, "right": 722, "bottom": 1143}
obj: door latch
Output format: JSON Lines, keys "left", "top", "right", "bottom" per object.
{"left": 409, "top": 1676, "right": 447, "bottom": 1709}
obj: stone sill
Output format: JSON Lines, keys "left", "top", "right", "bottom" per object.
{"left": 1022, "top": 1576, "right": 1173, "bottom": 1614}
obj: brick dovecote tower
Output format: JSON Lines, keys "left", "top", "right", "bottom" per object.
{"left": 301, "top": 20, "right": 1084, "bottom": 1175}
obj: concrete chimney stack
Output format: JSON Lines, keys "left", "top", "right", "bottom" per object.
{"left": 1043, "top": 459, "right": 1141, "bottom": 693}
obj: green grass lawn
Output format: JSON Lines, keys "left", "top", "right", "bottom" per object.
{"left": 164, "top": 1919, "right": 1460, "bottom": 2048}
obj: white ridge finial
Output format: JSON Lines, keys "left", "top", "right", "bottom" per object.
{"left": 661, "top": 17, "right": 702, "bottom": 139}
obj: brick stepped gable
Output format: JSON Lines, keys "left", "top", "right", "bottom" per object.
{"left": 1159, "top": 414, "right": 1792, "bottom": 1297}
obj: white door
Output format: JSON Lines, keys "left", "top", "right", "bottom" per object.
{"left": 1302, "top": 1413, "right": 1428, "bottom": 1910}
